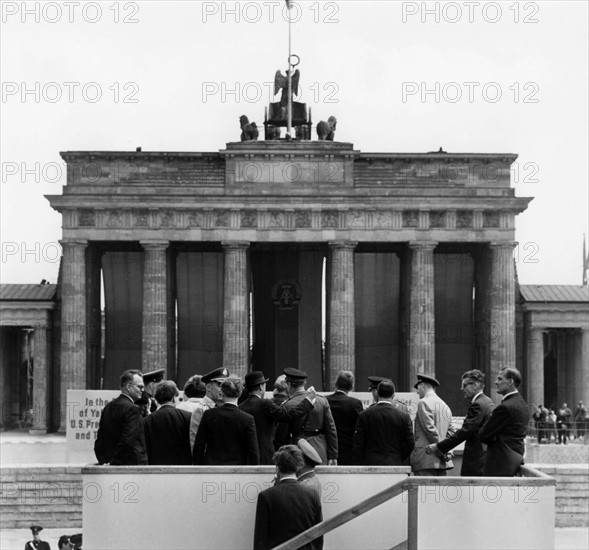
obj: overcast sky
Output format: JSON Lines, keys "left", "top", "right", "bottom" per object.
{"left": 1, "top": 0, "right": 587, "bottom": 286}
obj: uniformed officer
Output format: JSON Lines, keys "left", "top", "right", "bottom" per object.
{"left": 25, "top": 525, "right": 51, "bottom": 550}
{"left": 143, "top": 368, "right": 166, "bottom": 413}
{"left": 297, "top": 438, "right": 323, "bottom": 498}
{"left": 281, "top": 368, "right": 338, "bottom": 465}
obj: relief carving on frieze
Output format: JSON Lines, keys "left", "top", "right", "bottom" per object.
{"left": 374, "top": 211, "right": 394, "bottom": 229}
{"left": 294, "top": 211, "right": 311, "bottom": 228}
{"left": 403, "top": 210, "right": 419, "bottom": 228}
{"left": 107, "top": 210, "right": 123, "bottom": 228}
{"left": 215, "top": 210, "right": 229, "bottom": 227}
{"left": 483, "top": 211, "right": 500, "bottom": 228}
{"left": 78, "top": 209, "right": 96, "bottom": 227}
{"left": 322, "top": 210, "right": 338, "bottom": 228}
{"left": 456, "top": 210, "right": 473, "bottom": 228}
{"left": 268, "top": 210, "right": 286, "bottom": 228}
{"left": 134, "top": 210, "right": 149, "bottom": 227}
{"left": 429, "top": 211, "right": 446, "bottom": 228}
{"left": 348, "top": 211, "right": 365, "bottom": 228}
{"left": 241, "top": 211, "right": 257, "bottom": 228}
{"left": 159, "top": 210, "right": 175, "bottom": 228}
{"left": 188, "top": 211, "right": 204, "bottom": 227}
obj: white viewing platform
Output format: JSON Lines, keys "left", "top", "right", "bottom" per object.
{"left": 81, "top": 465, "right": 555, "bottom": 550}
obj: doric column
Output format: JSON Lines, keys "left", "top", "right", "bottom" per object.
{"left": 526, "top": 324, "right": 544, "bottom": 409}
{"left": 59, "top": 240, "right": 87, "bottom": 432}
{"left": 141, "top": 241, "right": 169, "bottom": 374}
{"left": 488, "top": 242, "right": 517, "bottom": 400}
{"left": 326, "top": 241, "right": 356, "bottom": 389}
{"left": 222, "top": 242, "right": 249, "bottom": 377}
{"left": 407, "top": 242, "right": 437, "bottom": 383}
{"left": 573, "top": 329, "right": 589, "bottom": 407}
{"left": 31, "top": 324, "right": 51, "bottom": 434}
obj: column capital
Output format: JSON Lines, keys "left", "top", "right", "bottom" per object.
{"left": 489, "top": 241, "right": 517, "bottom": 250}
{"left": 408, "top": 241, "right": 438, "bottom": 251}
{"left": 328, "top": 241, "right": 357, "bottom": 250}
{"left": 59, "top": 239, "right": 88, "bottom": 247}
{"left": 221, "top": 241, "right": 250, "bottom": 250}
{"left": 140, "top": 240, "right": 169, "bottom": 250}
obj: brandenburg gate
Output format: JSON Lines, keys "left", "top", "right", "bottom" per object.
{"left": 47, "top": 139, "right": 531, "bottom": 428}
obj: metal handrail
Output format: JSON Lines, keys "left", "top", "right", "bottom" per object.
{"left": 272, "top": 465, "right": 554, "bottom": 550}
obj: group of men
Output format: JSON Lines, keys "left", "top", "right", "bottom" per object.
{"left": 24, "top": 525, "right": 82, "bottom": 550}
{"left": 94, "top": 365, "right": 529, "bottom": 477}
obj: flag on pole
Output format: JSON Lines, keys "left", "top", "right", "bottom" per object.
{"left": 583, "top": 233, "right": 588, "bottom": 286}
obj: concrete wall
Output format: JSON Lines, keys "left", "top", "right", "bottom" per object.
{"left": 82, "top": 466, "right": 410, "bottom": 550}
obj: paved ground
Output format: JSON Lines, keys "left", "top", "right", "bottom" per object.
{"left": 2, "top": 431, "right": 588, "bottom": 549}
{"left": 2, "top": 528, "right": 588, "bottom": 550}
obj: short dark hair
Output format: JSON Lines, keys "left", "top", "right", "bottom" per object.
{"left": 120, "top": 369, "right": 142, "bottom": 388}
{"left": 221, "top": 376, "right": 243, "bottom": 398}
{"left": 462, "top": 369, "right": 485, "bottom": 386}
{"left": 377, "top": 379, "right": 395, "bottom": 398}
{"left": 183, "top": 375, "right": 206, "bottom": 398}
{"left": 154, "top": 380, "right": 179, "bottom": 404}
{"left": 335, "top": 370, "right": 355, "bottom": 392}
{"left": 500, "top": 367, "right": 522, "bottom": 388}
{"left": 273, "top": 445, "right": 304, "bottom": 474}
{"left": 57, "top": 536, "right": 71, "bottom": 549}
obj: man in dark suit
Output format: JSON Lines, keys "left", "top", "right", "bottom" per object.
{"left": 254, "top": 445, "right": 323, "bottom": 550}
{"left": 353, "top": 379, "right": 414, "bottom": 465}
{"left": 479, "top": 367, "right": 530, "bottom": 476}
{"left": 94, "top": 369, "right": 147, "bottom": 465}
{"left": 143, "top": 380, "right": 192, "bottom": 465}
{"left": 193, "top": 376, "right": 260, "bottom": 465}
{"left": 426, "top": 369, "right": 495, "bottom": 476}
{"left": 326, "top": 370, "right": 363, "bottom": 465}
{"left": 239, "top": 371, "right": 315, "bottom": 464}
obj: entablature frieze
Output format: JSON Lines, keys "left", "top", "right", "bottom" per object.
{"left": 59, "top": 207, "right": 519, "bottom": 233}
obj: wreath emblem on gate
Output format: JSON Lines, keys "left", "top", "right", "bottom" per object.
{"left": 271, "top": 279, "right": 302, "bottom": 310}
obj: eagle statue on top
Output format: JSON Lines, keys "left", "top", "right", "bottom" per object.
{"left": 274, "top": 68, "right": 300, "bottom": 107}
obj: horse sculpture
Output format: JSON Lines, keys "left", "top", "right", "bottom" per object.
{"left": 316, "top": 116, "right": 337, "bottom": 141}
{"left": 240, "top": 115, "right": 259, "bottom": 142}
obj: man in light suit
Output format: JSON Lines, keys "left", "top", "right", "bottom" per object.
{"left": 479, "top": 367, "right": 529, "bottom": 476}
{"left": 143, "top": 380, "right": 192, "bottom": 465}
{"left": 94, "top": 369, "right": 147, "bottom": 465}
{"left": 326, "top": 370, "right": 364, "bottom": 465}
{"left": 410, "top": 374, "right": 454, "bottom": 476}
{"left": 254, "top": 445, "right": 323, "bottom": 550}
{"left": 426, "top": 369, "right": 495, "bottom": 476}
{"left": 193, "top": 376, "right": 260, "bottom": 465}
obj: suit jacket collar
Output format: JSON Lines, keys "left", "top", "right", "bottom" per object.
{"left": 502, "top": 391, "right": 519, "bottom": 401}
{"left": 278, "top": 477, "right": 298, "bottom": 484}
{"left": 472, "top": 391, "right": 483, "bottom": 403}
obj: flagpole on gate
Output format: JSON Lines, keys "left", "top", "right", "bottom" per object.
{"left": 286, "top": 0, "right": 293, "bottom": 139}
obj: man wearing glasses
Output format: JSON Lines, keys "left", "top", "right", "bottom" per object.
{"left": 94, "top": 369, "right": 147, "bottom": 465}
{"left": 425, "top": 369, "right": 495, "bottom": 476}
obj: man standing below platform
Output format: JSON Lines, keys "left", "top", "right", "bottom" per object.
{"left": 425, "top": 369, "right": 495, "bottom": 476}
{"left": 25, "top": 525, "right": 51, "bottom": 550}
{"left": 353, "top": 379, "right": 414, "bottom": 466}
{"left": 142, "top": 368, "right": 165, "bottom": 413}
{"left": 94, "top": 369, "right": 147, "bottom": 465}
{"left": 326, "top": 370, "right": 363, "bottom": 465}
{"left": 188, "top": 367, "right": 229, "bottom": 450}
{"left": 479, "top": 367, "right": 530, "bottom": 476}
{"left": 254, "top": 445, "right": 323, "bottom": 550}
{"left": 280, "top": 368, "right": 338, "bottom": 465}
{"left": 411, "top": 374, "right": 454, "bottom": 476}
